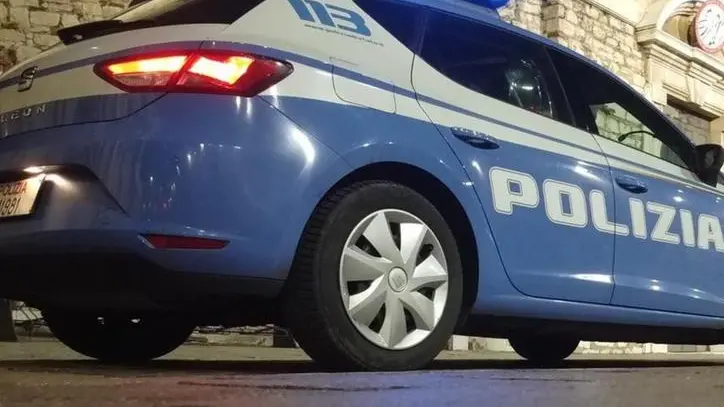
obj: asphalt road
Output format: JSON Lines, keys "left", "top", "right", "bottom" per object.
{"left": 2, "top": 341, "right": 724, "bottom": 407}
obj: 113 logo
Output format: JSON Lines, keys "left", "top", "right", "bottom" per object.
{"left": 287, "top": 0, "right": 372, "bottom": 36}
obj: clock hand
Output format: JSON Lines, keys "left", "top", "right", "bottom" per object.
{"left": 715, "top": 19, "right": 724, "bottom": 40}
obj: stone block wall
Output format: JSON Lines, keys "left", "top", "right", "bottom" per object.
{"left": 542, "top": 0, "right": 647, "bottom": 92}
{"left": 468, "top": 337, "right": 674, "bottom": 355}
{"left": 594, "top": 104, "right": 648, "bottom": 141}
{"left": 662, "top": 104, "right": 711, "bottom": 146}
{"left": 499, "top": 0, "right": 544, "bottom": 34}
{"left": 0, "top": 0, "right": 129, "bottom": 73}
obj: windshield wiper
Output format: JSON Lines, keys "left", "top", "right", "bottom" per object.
{"left": 56, "top": 19, "right": 157, "bottom": 45}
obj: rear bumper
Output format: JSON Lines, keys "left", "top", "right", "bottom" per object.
{"left": 0, "top": 94, "right": 349, "bottom": 306}
{"left": 0, "top": 250, "right": 283, "bottom": 312}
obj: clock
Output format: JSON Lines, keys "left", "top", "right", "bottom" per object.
{"left": 691, "top": 0, "right": 724, "bottom": 54}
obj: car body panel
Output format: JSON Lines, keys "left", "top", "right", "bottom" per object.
{"left": 0, "top": 93, "right": 348, "bottom": 281}
{"left": 595, "top": 137, "right": 724, "bottom": 318}
{"left": 410, "top": 49, "right": 618, "bottom": 304}
{"left": 0, "top": 26, "right": 228, "bottom": 138}
{"left": 1, "top": 0, "right": 724, "bottom": 337}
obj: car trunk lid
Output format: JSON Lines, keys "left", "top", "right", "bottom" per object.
{"left": 0, "top": 0, "right": 266, "bottom": 139}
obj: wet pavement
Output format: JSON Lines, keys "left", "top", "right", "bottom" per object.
{"left": 2, "top": 341, "right": 724, "bottom": 406}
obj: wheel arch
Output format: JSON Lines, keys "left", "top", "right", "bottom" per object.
{"left": 305, "top": 161, "right": 480, "bottom": 314}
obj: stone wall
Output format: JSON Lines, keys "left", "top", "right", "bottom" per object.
{"left": 468, "top": 337, "right": 673, "bottom": 355}
{"left": 662, "top": 104, "right": 711, "bottom": 146}
{"left": 0, "top": 0, "right": 129, "bottom": 73}
{"left": 581, "top": 342, "right": 646, "bottom": 355}
{"left": 542, "top": 0, "right": 647, "bottom": 92}
{"left": 499, "top": 0, "right": 543, "bottom": 34}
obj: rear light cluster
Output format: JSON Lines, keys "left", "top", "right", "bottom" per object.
{"left": 94, "top": 51, "right": 293, "bottom": 96}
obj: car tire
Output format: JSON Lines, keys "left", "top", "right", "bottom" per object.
{"left": 42, "top": 309, "right": 195, "bottom": 364}
{"left": 284, "top": 181, "right": 463, "bottom": 371}
{"left": 509, "top": 334, "right": 579, "bottom": 365}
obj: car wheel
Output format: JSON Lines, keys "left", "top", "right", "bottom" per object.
{"left": 42, "top": 309, "right": 195, "bottom": 363}
{"left": 284, "top": 181, "right": 463, "bottom": 371}
{"left": 509, "top": 334, "right": 579, "bottom": 365}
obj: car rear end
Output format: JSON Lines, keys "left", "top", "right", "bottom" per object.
{"left": 0, "top": 0, "right": 348, "bottom": 312}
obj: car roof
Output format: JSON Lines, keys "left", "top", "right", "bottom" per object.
{"left": 388, "top": 0, "right": 634, "bottom": 102}
{"left": 398, "top": 0, "right": 593, "bottom": 69}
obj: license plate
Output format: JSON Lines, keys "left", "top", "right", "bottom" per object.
{"left": 0, "top": 176, "right": 45, "bottom": 219}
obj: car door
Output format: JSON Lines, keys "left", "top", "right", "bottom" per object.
{"left": 551, "top": 50, "right": 724, "bottom": 317}
{"left": 411, "top": 11, "right": 619, "bottom": 304}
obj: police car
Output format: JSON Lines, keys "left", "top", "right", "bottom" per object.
{"left": 1, "top": 0, "right": 724, "bottom": 371}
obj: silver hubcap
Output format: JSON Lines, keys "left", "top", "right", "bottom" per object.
{"left": 339, "top": 209, "right": 449, "bottom": 350}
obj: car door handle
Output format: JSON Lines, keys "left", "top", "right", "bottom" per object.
{"left": 451, "top": 127, "right": 499, "bottom": 150}
{"left": 616, "top": 175, "right": 648, "bottom": 194}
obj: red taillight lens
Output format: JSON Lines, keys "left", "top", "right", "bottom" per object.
{"left": 95, "top": 51, "right": 292, "bottom": 96}
{"left": 104, "top": 55, "right": 189, "bottom": 88}
{"left": 185, "top": 55, "right": 254, "bottom": 85}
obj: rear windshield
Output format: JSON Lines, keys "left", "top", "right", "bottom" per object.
{"left": 114, "top": 0, "right": 266, "bottom": 25}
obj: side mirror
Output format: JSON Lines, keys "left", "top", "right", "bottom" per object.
{"left": 695, "top": 144, "right": 724, "bottom": 186}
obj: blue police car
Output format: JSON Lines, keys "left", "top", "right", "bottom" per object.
{"left": 1, "top": 0, "right": 724, "bottom": 370}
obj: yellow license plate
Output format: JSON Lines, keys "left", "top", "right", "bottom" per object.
{"left": 0, "top": 176, "right": 45, "bottom": 219}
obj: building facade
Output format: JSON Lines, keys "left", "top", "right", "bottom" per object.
{"left": 2, "top": 0, "right": 724, "bottom": 353}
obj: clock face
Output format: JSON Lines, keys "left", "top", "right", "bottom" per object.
{"left": 694, "top": 0, "right": 724, "bottom": 53}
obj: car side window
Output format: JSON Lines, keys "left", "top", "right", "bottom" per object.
{"left": 551, "top": 50, "right": 695, "bottom": 170}
{"left": 419, "top": 12, "right": 569, "bottom": 123}
{"left": 353, "top": 0, "right": 424, "bottom": 50}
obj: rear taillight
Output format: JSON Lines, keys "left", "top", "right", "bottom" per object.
{"left": 94, "top": 51, "right": 293, "bottom": 96}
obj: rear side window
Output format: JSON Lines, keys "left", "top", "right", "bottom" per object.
{"left": 115, "top": 0, "right": 266, "bottom": 25}
{"left": 353, "top": 0, "right": 424, "bottom": 50}
{"left": 550, "top": 50, "right": 695, "bottom": 170}
{"left": 419, "top": 12, "right": 568, "bottom": 123}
